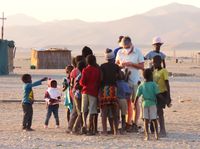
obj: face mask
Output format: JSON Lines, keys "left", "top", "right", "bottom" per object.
{"left": 124, "top": 46, "right": 133, "bottom": 54}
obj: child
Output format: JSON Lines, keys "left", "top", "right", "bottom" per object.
{"left": 66, "top": 55, "right": 85, "bottom": 133}
{"left": 82, "top": 46, "right": 93, "bottom": 58}
{"left": 116, "top": 71, "right": 132, "bottom": 133}
{"left": 21, "top": 74, "right": 47, "bottom": 131}
{"left": 145, "top": 36, "right": 166, "bottom": 68}
{"left": 82, "top": 46, "right": 100, "bottom": 134}
{"left": 134, "top": 69, "right": 160, "bottom": 140}
{"left": 152, "top": 55, "right": 172, "bottom": 137}
{"left": 71, "top": 61, "right": 86, "bottom": 134}
{"left": 100, "top": 49, "right": 120, "bottom": 135}
{"left": 80, "top": 54, "right": 101, "bottom": 135}
{"left": 44, "top": 79, "right": 61, "bottom": 128}
{"left": 63, "top": 65, "right": 74, "bottom": 122}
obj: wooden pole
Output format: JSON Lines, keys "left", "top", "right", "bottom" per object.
{"left": 0, "top": 12, "right": 7, "bottom": 40}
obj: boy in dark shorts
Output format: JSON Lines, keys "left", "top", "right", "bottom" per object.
{"left": 21, "top": 74, "right": 47, "bottom": 131}
{"left": 153, "top": 55, "right": 172, "bottom": 137}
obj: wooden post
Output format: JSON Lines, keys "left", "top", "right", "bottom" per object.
{"left": 0, "top": 12, "right": 7, "bottom": 40}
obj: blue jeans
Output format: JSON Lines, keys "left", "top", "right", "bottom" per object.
{"left": 45, "top": 104, "right": 59, "bottom": 126}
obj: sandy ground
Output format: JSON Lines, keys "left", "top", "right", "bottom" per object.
{"left": 0, "top": 53, "right": 200, "bottom": 149}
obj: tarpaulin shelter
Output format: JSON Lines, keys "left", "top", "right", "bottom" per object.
{"left": 31, "top": 48, "right": 71, "bottom": 69}
{"left": 0, "top": 40, "right": 15, "bottom": 75}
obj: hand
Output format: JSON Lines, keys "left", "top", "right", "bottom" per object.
{"left": 122, "top": 62, "right": 133, "bottom": 67}
{"left": 41, "top": 77, "right": 48, "bottom": 82}
{"left": 49, "top": 99, "right": 55, "bottom": 103}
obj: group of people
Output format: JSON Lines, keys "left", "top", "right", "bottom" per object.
{"left": 21, "top": 36, "right": 172, "bottom": 141}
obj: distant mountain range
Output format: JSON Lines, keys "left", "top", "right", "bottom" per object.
{"left": 4, "top": 3, "right": 200, "bottom": 51}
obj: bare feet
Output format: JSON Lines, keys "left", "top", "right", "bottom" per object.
{"left": 144, "top": 135, "right": 149, "bottom": 141}
{"left": 155, "top": 133, "right": 159, "bottom": 140}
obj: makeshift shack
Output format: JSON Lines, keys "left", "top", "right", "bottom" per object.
{"left": 31, "top": 48, "right": 71, "bottom": 69}
{"left": 0, "top": 40, "right": 15, "bottom": 75}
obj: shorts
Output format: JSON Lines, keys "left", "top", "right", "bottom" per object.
{"left": 130, "top": 84, "right": 138, "bottom": 101}
{"left": 142, "top": 105, "right": 157, "bottom": 120}
{"left": 101, "top": 104, "right": 118, "bottom": 118}
{"left": 118, "top": 99, "right": 128, "bottom": 115}
{"left": 81, "top": 94, "right": 97, "bottom": 114}
{"left": 157, "top": 92, "right": 171, "bottom": 108}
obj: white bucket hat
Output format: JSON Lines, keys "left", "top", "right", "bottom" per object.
{"left": 104, "top": 48, "right": 115, "bottom": 60}
{"left": 152, "top": 36, "right": 164, "bottom": 45}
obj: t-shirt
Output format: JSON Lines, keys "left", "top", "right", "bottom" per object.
{"left": 44, "top": 88, "right": 61, "bottom": 105}
{"left": 22, "top": 80, "right": 42, "bottom": 104}
{"left": 116, "top": 47, "right": 144, "bottom": 85}
{"left": 73, "top": 73, "right": 82, "bottom": 100}
{"left": 153, "top": 68, "right": 169, "bottom": 93}
{"left": 80, "top": 65, "right": 101, "bottom": 97}
{"left": 136, "top": 81, "right": 160, "bottom": 107}
{"left": 70, "top": 68, "right": 80, "bottom": 99}
{"left": 100, "top": 62, "right": 120, "bottom": 87}
{"left": 145, "top": 51, "right": 166, "bottom": 60}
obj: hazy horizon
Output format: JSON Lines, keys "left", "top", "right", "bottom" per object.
{"left": 1, "top": 0, "right": 200, "bottom": 22}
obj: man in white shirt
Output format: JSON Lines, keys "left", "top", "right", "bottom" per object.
{"left": 116, "top": 36, "right": 144, "bottom": 130}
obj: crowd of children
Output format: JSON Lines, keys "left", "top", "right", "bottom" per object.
{"left": 21, "top": 36, "right": 172, "bottom": 141}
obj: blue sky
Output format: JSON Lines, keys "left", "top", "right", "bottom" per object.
{"left": 1, "top": 0, "right": 200, "bottom": 22}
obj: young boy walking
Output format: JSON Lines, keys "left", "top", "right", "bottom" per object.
{"left": 21, "top": 74, "right": 47, "bottom": 131}
{"left": 134, "top": 69, "right": 160, "bottom": 140}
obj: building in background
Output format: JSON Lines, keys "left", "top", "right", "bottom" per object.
{"left": 31, "top": 48, "right": 71, "bottom": 69}
{"left": 0, "top": 40, "right": 15, "bottom": 75}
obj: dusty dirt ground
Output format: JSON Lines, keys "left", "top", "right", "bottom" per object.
{"left": 0, "top": 52, "right": 200, "bottom": 149}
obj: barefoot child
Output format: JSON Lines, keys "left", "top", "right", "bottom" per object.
{"left": 134, "top": 69, "right": 160, "bottom": 140}
{"left": 63, "top": 65, "right": 74, "bottom": 123}
{"left": 71, "top": 61, "right": 86, "bottom": 134}
{"left": 21, "top": 74, "right": 47, "bottom": 131}
{"left": 100, "top": 49, "right": 120, "bottom": 135}
{"left": 44, "top": 79, "right": 61, "bottom": 128}
{"left": 153, "top": 55, "right": 172, "bottom": 137}
{"left": 66, "top": 55, "right": 85, "bottom": 133}
{"left": 116, "top": 71, "right": 132, "bottom": 132}
{"left": 80, "top": 54, "right": 101, "bottom": 135}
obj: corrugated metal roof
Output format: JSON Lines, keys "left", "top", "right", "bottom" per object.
{"left": 33, "top": 48, "right": 71, "bottom": 52}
